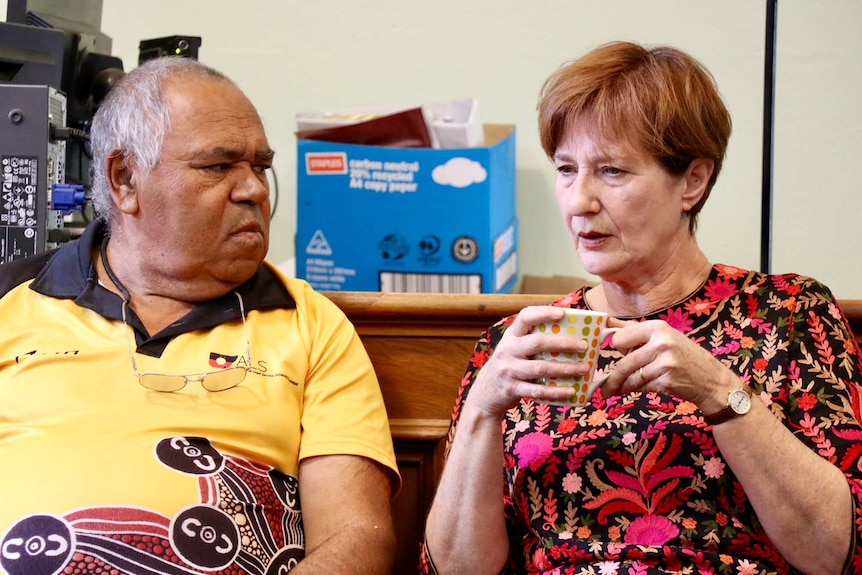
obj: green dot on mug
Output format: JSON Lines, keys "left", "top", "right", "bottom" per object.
{"left": 582, "top": 326, "right": 590, "bottom": 337}
{"left": 584, "top": 316, "right": 593, "bottom": 325}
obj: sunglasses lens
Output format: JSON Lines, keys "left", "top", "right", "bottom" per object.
{"left": 201, "top": 367, "right": 247, "bottom": 392}
{"left": 139, "top": 374, "right": 189, "bottom": 393}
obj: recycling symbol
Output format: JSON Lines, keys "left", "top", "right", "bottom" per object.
{"left": 305, "top": 230, "right": 332, "bottom": 256}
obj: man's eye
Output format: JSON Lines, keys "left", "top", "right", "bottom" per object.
{"left": 253, "top": 164, "right": 272, "bottom": 174}
{"left": 203, "top": 164, "right": 231, "bottom": 172}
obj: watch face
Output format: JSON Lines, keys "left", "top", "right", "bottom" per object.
{"left": 729, "top": 389, "right": 752, "bottom": 414}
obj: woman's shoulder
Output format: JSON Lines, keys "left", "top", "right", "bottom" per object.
{"left": 714, "top": 263, "right": 837, "bottom": 306}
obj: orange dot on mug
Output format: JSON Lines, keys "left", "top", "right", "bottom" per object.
{"left": 552, "top": 324, "right": 561, "bottom": 334}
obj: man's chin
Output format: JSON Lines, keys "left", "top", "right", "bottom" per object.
{"left": 216, "top": 254, "right": 265, "bottom": 284}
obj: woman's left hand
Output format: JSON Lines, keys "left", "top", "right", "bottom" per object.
{"left": 599, "top": 319, "right": 740, "bottom": 414}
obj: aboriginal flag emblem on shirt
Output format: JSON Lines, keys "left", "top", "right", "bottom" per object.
{"left": 209, "top": 353, "right": 238, "bottom": 369}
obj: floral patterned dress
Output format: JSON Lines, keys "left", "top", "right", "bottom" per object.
{"left": 420, "top": 264, "right": 862, "bottom": 575}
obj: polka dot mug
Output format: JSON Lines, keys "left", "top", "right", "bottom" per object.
{"left": 531, "top": 308, "right": 618, "bottom": 406}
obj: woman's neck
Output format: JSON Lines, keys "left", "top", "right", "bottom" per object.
{"left": 586, "top": 250, "right": 712, "bottom": 318}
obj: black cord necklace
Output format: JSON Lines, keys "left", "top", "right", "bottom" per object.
{"left": 100, "top": 236, "right": 131, "bottom": 302}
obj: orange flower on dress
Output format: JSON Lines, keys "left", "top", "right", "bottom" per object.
{"left": 682, "top": 518, "right": 697, "bottom": 530}
{"left": 587, "top": 409, "right": 608, "bottom": 426}
{"left": 676, "top": 401, "right": 698, "bottom": 415}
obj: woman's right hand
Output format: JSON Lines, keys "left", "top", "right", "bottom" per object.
{"left": 464, "top": 305, "right": 594, "bottom": 418}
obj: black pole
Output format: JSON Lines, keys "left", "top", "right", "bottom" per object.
{"left": 761, "top": 0, "right": 778, "bottom": 272}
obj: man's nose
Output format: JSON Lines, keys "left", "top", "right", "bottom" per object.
{"left": 232, "top": 164, "right": 270, "bottom": 204}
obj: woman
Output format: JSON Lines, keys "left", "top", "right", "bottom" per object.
{"left": 422, "top": 41, "right": 862, "bottom": 575}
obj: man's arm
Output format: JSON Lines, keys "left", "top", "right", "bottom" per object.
{"left": 293, "top": 454, "right": 396, "bottom": 574}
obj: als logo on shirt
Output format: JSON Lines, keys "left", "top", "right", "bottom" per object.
{"left": 208, "top": 353, "right": 238, "bottom": 369}
{"left": 208, "top": 351, "right": 299, "bottom": 386}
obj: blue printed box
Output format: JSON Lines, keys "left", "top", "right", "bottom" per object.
{"left": 296, "top": 124, "right": 518, "bottom": 293}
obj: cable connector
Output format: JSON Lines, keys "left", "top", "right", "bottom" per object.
{"left": 52, "top": 183, "right": 87, "bottom": 212}
{"left": 50, "top": 124, "right": 91, "bottom": 142}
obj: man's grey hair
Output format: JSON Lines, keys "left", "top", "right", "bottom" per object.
{"left": 89, "top": 57, "right": 236, "bottom": 223}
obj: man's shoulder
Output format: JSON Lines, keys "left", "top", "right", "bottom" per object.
{"left": 0, "top": 251, "right": 56, "bottom": 299}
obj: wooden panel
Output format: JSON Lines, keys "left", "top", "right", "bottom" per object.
{"left": 323, "top": 292, "right": 862, "bottom": 575}
{"left": 389, "top": 433, "right": 447, "bottom": 575}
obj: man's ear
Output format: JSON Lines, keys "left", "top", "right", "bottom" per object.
{"left": 106, "top": 152, "right": 140, "bottom": 214}
{"left": 681, "top": 158, "right": 715, "bottom": 212}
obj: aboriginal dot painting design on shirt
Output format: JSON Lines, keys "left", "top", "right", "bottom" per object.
{"left": 0, "top": 436, "right": 303, "bottom": 575}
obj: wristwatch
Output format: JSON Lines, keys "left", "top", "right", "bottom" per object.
{"left": 703, "top": 386, "right": 753, "bottom": 426}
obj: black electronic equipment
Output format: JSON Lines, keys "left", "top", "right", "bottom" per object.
{"left": 139, "top": 36, "right": 202, "bottom": 65}
{"left": 0, "top": 85, "right": 72, "bottom": 262}
{"left": 1, "top": 0, "right": 123, "bottom": 261}
{"left": 0, "top": 20, "right": 65, "bottom": 87}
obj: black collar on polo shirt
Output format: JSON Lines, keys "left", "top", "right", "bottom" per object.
{"left": 23, "top": 220, "right": 296, "bottom": 357}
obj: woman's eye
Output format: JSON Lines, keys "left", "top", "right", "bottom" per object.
{"left": 556, "top": 164, "right": 577, "bottom": 176}
{"left": 602, "top": 166, "right": 623, "bottom": 177}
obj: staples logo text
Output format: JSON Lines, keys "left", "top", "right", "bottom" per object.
{"left": 305, "top": 153, "right": 347, "bottom": 175}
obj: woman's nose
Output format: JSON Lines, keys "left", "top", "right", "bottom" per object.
{"left": 560, "top": 174, "right": 600, "bottom": 216}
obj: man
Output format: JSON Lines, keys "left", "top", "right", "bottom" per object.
{"left": 0, "top": 57, "right": 399, "bottom": 575}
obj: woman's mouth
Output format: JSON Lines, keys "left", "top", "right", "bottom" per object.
{"left": 577, "top": 231, "right": 610, "bottom": 248}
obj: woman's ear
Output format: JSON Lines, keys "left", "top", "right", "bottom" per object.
{"left": 681, "top": 158, "right": 715, "bottom": 211}
{"left": 106, "top": 152, "right": 140, "bottom": 214}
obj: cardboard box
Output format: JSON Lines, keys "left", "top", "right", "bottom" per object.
{"left": 295, "top": 97, "right": 483, "bottom": 149}
{"left": 296, "top": 124, "right": 518, "bottom": 293}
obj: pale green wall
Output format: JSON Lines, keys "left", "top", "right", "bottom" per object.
{"left": 5, "top": 1, "right": 859, "bottom": 297}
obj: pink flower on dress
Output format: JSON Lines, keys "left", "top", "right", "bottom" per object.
{"left": 513, "top": 432, "right": 554, "bottom": 471}
{"left": 515, "top": 420, "right": 530, "bottom": 432}
{"left": 660, "top": 307, "right": 693, "bottom": 333}
{"left": 704, "top": 278, "right": 738, "bottom": 300}
{"left": 562, "top": 472, "right": 582, "bottom": 494}
{"left": 703, "top": 456, "right": 726, "bottom": 479}
{"left": 623, "top": 515, "right": 680, "bottom": 546}
{"left": 622, "top": 432, "right": 637, "bottom": 446}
